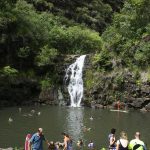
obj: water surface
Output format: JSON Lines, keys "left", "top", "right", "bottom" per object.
{"left": 0, "top": 106, "right": 149, "bottom": 149}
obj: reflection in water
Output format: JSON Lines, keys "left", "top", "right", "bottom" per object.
{"left": 66, "top": 108, "right": 84, "bottom": 143}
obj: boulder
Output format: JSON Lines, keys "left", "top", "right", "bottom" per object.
{"left": 39, "top": 87, "right": 58, "bottom": 105}
{"left": 140, "top": 107, "right": 147, "bottom": 112}
{"left": 0, "top": 148, "right": 13, "bottom": 150}
{"left": 91, "top": 103, "right": 104, "bottom": 109}
{"left": 145, "top": 103, "right": 150, "bottom": 111}
{"left": 130, "top": 98, "right": 144, "bottom": 108}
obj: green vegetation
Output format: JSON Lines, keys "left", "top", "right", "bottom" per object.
{"left": 0, "top": 0, "right": 105, "bottom": 69}
{"left": 27, "top": 0, "right": 124, "bottom": 33}
{"left": 0, "top": 0, "right": 150, "bottom": 106}
{"left": 100, "top": 0, "right": 150, "bottom": 69}
{"left": 86, "top": 0, "right": 150, "bottom": 101}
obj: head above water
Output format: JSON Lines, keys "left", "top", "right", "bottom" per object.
{"left": 111, "top": 128, "right": 116, "bottom": 134}
{"left": 135, "top": 132, "right": 141, "bottom": 139}
{"left": 61, "top": 132, "right": 69, "bottom": 138}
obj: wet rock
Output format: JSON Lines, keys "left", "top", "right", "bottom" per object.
{"left": 0, "top": 77, "right": 40, "bottom": 106}
{"left": 0, "top": 148, "right": 13, "bottom": 150}
{"left": 145, "top": 103, "right": 150, "bottom": 111}
{"left": 90, "top": 101, "right": 104, "bottom": 108}
{"left": 140, "top": 107, "right": 147, "bottom": 112}
{"left": 107, "top": 105, "right": 114, "bottom": 109}
{"left": 141, "top": 86, "right": 150, "bottom": 94}
{"left": 130, "top": 98, "right": 144, "bottom": 108}
{"left": 94, "top": 104, "right": 104, "bottom": 109}
{"left": 39, "top": 87, "right": 59, "bottom": 105}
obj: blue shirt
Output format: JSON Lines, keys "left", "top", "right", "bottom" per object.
{"left": 30, "top": 133, "right": 45, "bottom": 150}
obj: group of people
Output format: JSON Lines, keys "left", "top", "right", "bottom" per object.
{"left": 108, "top": 128, "right": 147, "bottom": 150}
{"left": 25, "top": 128, "right": 147, "bottom": 150}
{"left": 25, "top": 128, "right": 73, "bottom": 150}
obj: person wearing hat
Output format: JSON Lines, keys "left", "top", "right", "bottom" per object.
{"left": 30, "top": 128, "right": 49, "bottom": 150}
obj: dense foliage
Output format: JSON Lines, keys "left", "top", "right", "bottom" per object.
{"left": 96, "top": 0, "right": 150, "bottom": 69}
{"left": 0, "top": 0, "right": 103, "bottom": 70}
{"left": 0, "top": 0, "right": 106, "bottom": 103}
{"left": 26, "top": 0, "right": 124, "bottom": 33}
{"left": 1, "top": 0, "right": 150, "bottom": 106}
{"left": 86, "top": 0, "right": 150, "bottom": 106}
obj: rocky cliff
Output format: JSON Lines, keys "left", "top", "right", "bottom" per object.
{"left": 0, "top": 54, "right": 150, "bottom": 112}
{"left": 83, "top": 55, "right": 150, "bottom": 112}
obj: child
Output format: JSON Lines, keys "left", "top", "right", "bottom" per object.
{"left": 88, "top": 140, "right": 94, "bottom": 149}
{"left": 48, "top": 141, "right": 56, "bottom": 150}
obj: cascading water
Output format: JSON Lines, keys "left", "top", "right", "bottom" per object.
{"left": 65, "top": 55, "right": 86, "bottom": 107}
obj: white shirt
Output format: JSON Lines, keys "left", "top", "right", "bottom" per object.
{"left": 117, "top": 139, "right": 128, "bottom": 147}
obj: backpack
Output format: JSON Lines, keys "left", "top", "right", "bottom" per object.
{"left": 133, "top": 144, "right": 144, "bottom": 150}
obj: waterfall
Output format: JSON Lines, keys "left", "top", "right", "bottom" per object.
{"left": 65, "top": 55, "right": 86, "bottom": 107}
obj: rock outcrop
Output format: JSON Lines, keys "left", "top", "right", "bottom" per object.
{"left": 83, "top": 55, "right": 150, "bottom": 112}
{"left": 0, "top": 54, "right": 150, "bottom": 112}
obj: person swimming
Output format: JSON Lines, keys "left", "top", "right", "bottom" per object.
{"left": 88, "top": 140, "right": 94, "bottom": 149}
{"left": 48, "top": 141, "right": 56, "bottom": 150}
{"left": 77, "top": 139, "right": 83, "bottom": 149}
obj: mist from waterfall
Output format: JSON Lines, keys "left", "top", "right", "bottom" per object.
{"left": 65, "top": 55, "right": 86, "bottom": 107}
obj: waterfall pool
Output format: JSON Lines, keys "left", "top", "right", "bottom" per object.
{"left": 0, "top": 106, "right": 150, "bottom": 149}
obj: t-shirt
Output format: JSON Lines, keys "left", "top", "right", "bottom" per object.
{"left": 108, "top": 134, "right": 116, "bottom": 148}
{"left": 30, "top": 133, "right": 45, "bottom": 150}
{"left": 88, "top": 142, "right": 94, "bottom": 149}
{"left": 129, "top": 139, "right": 146, "bottom": 150}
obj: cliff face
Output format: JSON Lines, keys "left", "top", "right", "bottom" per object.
{"left": 0, "top": 55, "right": 78, "bottom": 107}
{"left": 0, "top": 54, "right": 150, "bottom": 112}
{"left": 0, "top": 76, "right": 40, "bottom": 106}
{"left": 38, "top": 54, "right": 150, "bottom": 112}
{"left": 83, "top": 55, "right": 150, "bottom": 112}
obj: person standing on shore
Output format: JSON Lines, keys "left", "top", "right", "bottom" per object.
{"left": 116, "top": 131, "right": 128, "bottom": 150}
{"left": 108, "top": 128, "right": 116, "bottom": 150}
{"left": 29, "top": 128, "right": 49, "bottom": 150}
{"left": 129, "top": 132, "right": 147, "bottom": 150}
{"left": 25, "top": 134, "right": 32, "bottom": 150}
